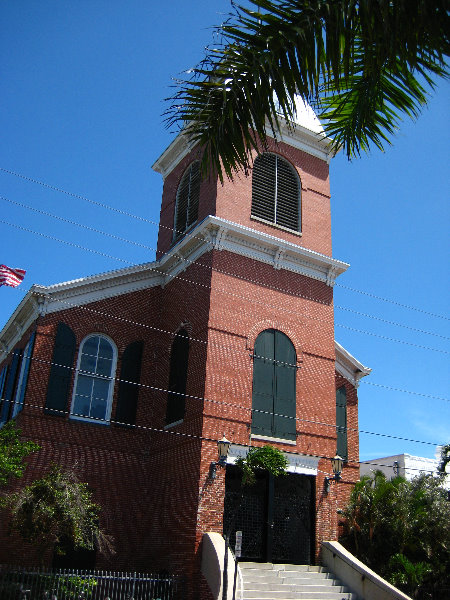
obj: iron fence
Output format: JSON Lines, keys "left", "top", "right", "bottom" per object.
{"left": 0, "top": 566, "right": 186, "bottom": 600}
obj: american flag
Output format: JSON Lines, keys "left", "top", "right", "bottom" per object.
{"left": 0, "top": 264, "right": 26, "bottom": 287}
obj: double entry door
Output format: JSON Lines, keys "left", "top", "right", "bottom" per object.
{"left": 223, "top": 465, "right": 315, "bottom": 564}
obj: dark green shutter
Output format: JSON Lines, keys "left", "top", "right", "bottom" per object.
{"left": 251, "top": 329, "right": 297, "bottom": 441}
{"left": 0, "top": 349, "right": 22, "bottom": 423}
{"left": 273, "top": 331, "right": 297, "bottom": 440}
{"left": 251, "top": 330, "right": 275, "bottom": 437}
{"left": 166, "top": 330, "right": 189, "bottom": 425}
{"left": 115, "top": 341, "right": 143, "bottom": 426}
{"left": 44, "top": 323, "right": 76, "bottom": 416}
{"left": 336, "top": 385, "right": 348, "bottom": 460}
{"left": 12, "top": 332, "right": 36, "bottom": 416}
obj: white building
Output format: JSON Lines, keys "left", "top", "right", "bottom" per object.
{"left": 360, "top": 447, "right": 450, "bottom": 490}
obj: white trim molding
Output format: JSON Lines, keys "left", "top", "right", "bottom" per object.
{"left": 0, "top": 216, "right": 349, "bottom": 354}
{"left": 152, "top": 104, "right": 335, "bottom": 179}
{"left": 227, "top": 444, "right": 320, "bottom": 476}
{"left": 335, "top": 341, "right": 371, "bottom": 387}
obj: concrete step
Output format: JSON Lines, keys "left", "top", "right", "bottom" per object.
{"left": 244, "top": 582, "right": 351, "bottom": 592}
{"left": 240, "top": 562, "right": 359, "bottom": 600}
{"left": 240, "top": 563, "right": 325, "bottom": 572}
{"left": 242, "top": 571, "right": 337, "bottom": 582}
{"left": 243, "top": 577, "right": 343, "bottom": 588}
{"left": 241, "top": 592, "right": 357, "bottom": 598}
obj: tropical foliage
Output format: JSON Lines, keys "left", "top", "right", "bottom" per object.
{"left": 166, "top": 0, "right": 449, "bottom": 181}
{"left": 236, "top": 444, "right": 288, "bottom": 484}
{"left": 6, "top": 465, "right": 113, "bottom": 564}
{"left": 0, "top": 421, "right": 39, "bottom": 489}
{"left": 340, "top": 470, "right": 450, "bottom": 598}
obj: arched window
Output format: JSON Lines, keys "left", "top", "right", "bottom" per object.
{"left": 166, "top": 329, "right": 190, "bottom": 425}
{"left": 251, "top": 153, "right": 301, "bottom": 233}
{"left": 71, "top": 334, "right": 117, "bottom": 423}
{"left": 173, "top": 161, "right": 200, "bottom": 241}
{"left": 251, "top": 329, "right": 297, "bottom": 441}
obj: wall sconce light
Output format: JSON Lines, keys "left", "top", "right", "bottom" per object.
{"left": 324, "top": 455, "right": 344, "bottom": 493}
{"left": 209, "top": 436, "right": 231, "bottom": 480}
{"left": 393, "top": 460, "right": 399, "bottom": 476}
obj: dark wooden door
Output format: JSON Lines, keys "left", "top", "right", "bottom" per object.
{"left": 223, "top": 466, "right": 314, "bottom": 564}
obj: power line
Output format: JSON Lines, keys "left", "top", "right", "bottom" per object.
{"left": 8, "top": 396, "right": 443, "bottom": 479}
{"left": 1, "top": 165, "right": 448, "bottom": 321}
{"left": 1, "top": 218, "right": 449, "bottom": 356}
{"left": 0, "top": 350, "right": 447, "bottom": 446}
{"left": 335, "top": 283, "right": 450, "bottom": 321}
{"left": 2, "top": 192, "right": 448, "bottom": 342}
{"left": 2, "top": 279, "right": 449, "bottom": 402}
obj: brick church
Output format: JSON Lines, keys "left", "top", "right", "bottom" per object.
{"left": 0, "top": 102, "right": 370, "bottom": 596}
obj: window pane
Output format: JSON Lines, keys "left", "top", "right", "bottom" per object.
{"left": 93, "top": 378, "right": 110, "bottom": 401}
{"left": 73, "top": 375, "right": 93, "bottom": 417}
{"left": 83, "top": 336, "right": 99, "bottom": 356}
{"left": 91, "top": 396, "right": 107, "bottom": 421}
{"left": 99, "top": 338, "right": 113, "bottom": 361}
{"left": 80, "top": 337, "right": 98, "bottom": 372}
{"left": 96, "top": 356, "right": 113, "bottom": 377}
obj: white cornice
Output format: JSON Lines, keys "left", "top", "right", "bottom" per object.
{"left": 152, "top": 131, "right": 197, "bottom": 180}
{"left": 198, "top": 216, "right": 349, "bottom": 284}
{"left": 152, "top": 114, "right": 335, "bottom": 179}
{"left": 0, "top": 216, "right": 349, "bottom": 354}
{"left": 335, "top": 340, "right": 371, "bottom": 387}
{"left": 275, "top": 120, "right": 334, "bottom": 163}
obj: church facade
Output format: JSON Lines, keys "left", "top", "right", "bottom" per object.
{"left": 0, "top": 108, "right": 370, "bottom": 597}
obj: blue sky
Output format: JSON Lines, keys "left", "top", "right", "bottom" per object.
{"left": 1, "top": 1, "right": 448, "bottom": 462}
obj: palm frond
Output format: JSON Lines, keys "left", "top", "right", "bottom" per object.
{"left": 165, "top": 0, "right": 449, "bottom": 179}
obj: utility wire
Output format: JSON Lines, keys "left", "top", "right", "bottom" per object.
{"left": 1, "top": 280, "right": 449, "bottom": 402}
{"left": 2, "top": 193, "right": 448, "bottom": 342}
{"left": 1, "top": 166, "right": 448, "bottom": 321}
{"left": 0, "top": 350, "right": 446, "bottom": 446}
{"left": 1, "top": 219, "right": 448, "bottom": 356}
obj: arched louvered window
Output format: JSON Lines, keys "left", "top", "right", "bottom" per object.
{"left": 336, "top": 385, "right": 348, "bottom": 460}
{"left": 71, "top": 335, "right": 117, "bottom": 423}
{"left": 166, "top": 329, "right": 189, "bottom": 425}
{"left": 251, "top": 153, "right": 301, "bottom": 232}
{"left": 173, "top": 161, "right": 200, "bottom": 241}
{"left": 251, "top": 329, "right": 297, "bottom": 441}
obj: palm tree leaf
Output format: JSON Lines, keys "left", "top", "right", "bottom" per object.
{"left": 165, "top": 0, "right": 449, "bottom": 179}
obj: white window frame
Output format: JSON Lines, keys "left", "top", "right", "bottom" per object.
{"left": 70, "top": 334, "right": 117, "bottom": 425}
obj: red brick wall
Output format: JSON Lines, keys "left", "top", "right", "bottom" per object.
{"left": 0, "top": 135, "right": 361, "bottom": 597}
{"left": 156, "top": 138, "right": 331, "bottom": 258}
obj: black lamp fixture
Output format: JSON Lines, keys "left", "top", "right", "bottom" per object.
{"left": 324, "top": 454, "right": 344, "bottom": 493}
{"left": 209, "top": 435, "right": 231, "bottom": 480}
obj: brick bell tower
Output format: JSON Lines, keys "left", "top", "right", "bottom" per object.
{"left": 151, "top": 99, "right": 366, "bottom": 580}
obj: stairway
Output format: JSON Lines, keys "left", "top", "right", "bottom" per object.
{"left": 239, "top": 562, "right": 359, "bottom": 600}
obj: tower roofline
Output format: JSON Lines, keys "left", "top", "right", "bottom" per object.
{"left": 152, "top": 115, "right": 335, "bottom": 179}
